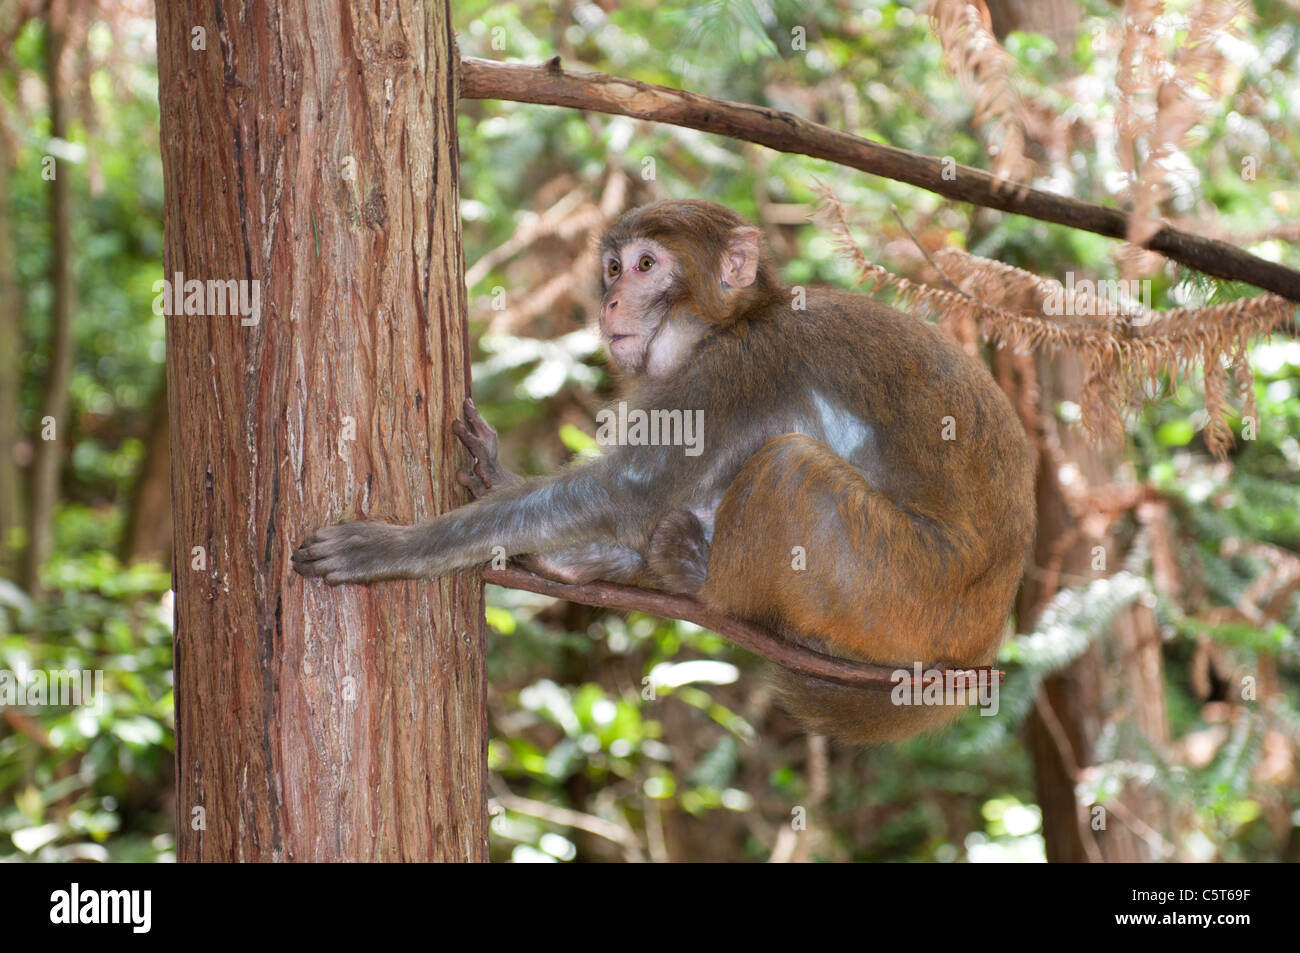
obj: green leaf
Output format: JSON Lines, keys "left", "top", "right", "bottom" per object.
{"left": 1156, "top": 419, "right": 1196, "bottom": 446}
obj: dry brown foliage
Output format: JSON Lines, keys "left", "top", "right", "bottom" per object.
{"left": 928, "top": 0, "right": 1033, "bottom": 189}
{"left": 814, "top": 186, "right": 1295, "bottom": 458}
{"left": 1117, "top": 1, "right": 1252, "bottom": 254}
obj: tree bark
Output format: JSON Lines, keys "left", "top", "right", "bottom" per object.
{"left": 157, "top": 0, "right": 487, "bottom": 861}
{"left": 24, "top": 0, "right": 76, "bottom": 593}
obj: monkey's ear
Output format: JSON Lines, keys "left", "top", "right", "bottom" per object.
{"left": 721, "top": 226, "right": 760, "bottom": 289}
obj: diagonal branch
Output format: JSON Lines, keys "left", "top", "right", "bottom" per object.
{"left": 459, "top": 56, "right": 1300, "bottom": 303}
{"left": 482, "top": 565, "right": 1003, "bottom": 691}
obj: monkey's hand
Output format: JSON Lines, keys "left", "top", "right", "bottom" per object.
{"left": 291, "top": 521, "right": 422, "bottom": 584}
{"left": 452, "top": 398, "right": 523, "bottom": 499}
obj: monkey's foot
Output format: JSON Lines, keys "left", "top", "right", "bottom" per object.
{"left": 291, "top": 520, "right": 418, "bottom": 584}
{"left": 648, "top": 510, "right": 710, "bottom": 595}
{"left": 452, "top": 398, "right": 522, "bottom": 499}
{"left": 452, "top": 395, "right": 522, "bottom": 499}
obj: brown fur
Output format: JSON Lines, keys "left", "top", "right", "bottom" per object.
{"left": 624, "top": 205, "right": 1036, "bottom": 745}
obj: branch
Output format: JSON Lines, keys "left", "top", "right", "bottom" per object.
{"left": 481, "top": 565, "right": 1003, "bottom": 691}
{"left": 459, "top": 56, "right": 1300, "bottom": 303}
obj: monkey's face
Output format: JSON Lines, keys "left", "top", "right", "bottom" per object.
{"left": 598, "top": 202, "right": 766, "bottom": 376}
{"left": 599, "top": 237, "right": 693, "bottom": 376}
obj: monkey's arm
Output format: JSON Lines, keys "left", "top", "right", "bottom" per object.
{"left": 452, "top": 399, "right": 647, "bottom": 585}
{"left": 292, "top": 456, "right": 654, "bottom": 585}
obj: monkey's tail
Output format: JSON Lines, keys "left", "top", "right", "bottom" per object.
{"left": 767, "top": 667, "right": 973, "bottom": 746}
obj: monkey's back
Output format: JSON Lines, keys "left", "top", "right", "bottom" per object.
{"left": 774, "top": 289, "right": 1034, "bottom": 569}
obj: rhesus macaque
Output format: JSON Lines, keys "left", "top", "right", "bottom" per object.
{"left": 294, "top": 200, "right": 1035, "bottom": 744}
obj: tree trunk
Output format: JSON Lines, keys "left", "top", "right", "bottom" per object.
{"left": 121, "top": 379, "right": 172, "bottom": 567}
{"left": 1017, "top": 351, "right": 1171, "bottom": 862}
{"left": 24, "top": 0, "right": 76, "bottom": 593}
{"left": 157, "top": 0, "right": 487, "bottom": 861}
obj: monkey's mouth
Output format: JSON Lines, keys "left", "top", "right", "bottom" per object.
{"left": 607, "top": 333, "right": 645, "bottom": 370}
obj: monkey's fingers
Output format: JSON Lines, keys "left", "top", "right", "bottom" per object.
{"left": 458, "top": 398, "right": 500, "bottom": 455}
{"left": 450, "top": 428, "right": 494, "bottom": 492}
{"left": 451, "top": 417, "right": 491, "bottom": 465}
{"left": 451, "top": 418, "right": 475, "bottom": 454}
{"left": 292, "top": 525, "right": 352, "bottom": 572}
{"left": 456, "top": 467, "right": 491, "bottom": 499}
{"left": 291, "top": 521, "right": 406, "bottom": 584}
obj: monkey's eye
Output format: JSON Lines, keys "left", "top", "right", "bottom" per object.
{"left": 607, "top": 259, "right": 621, "bottom": 278}
{"left": 637, "top": 254, "right": 656, "bottom": 272}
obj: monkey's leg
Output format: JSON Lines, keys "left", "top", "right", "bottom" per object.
{"left": 703, "top": 433, "right": 1001, "bottom": 744}
{"left": 701, "top": 432, "right": 980, "bottom": 666}
{"left": 647, "top": 510, "right": 710, "bottom": 594}
{"left": 452, "top": 398, "right": 646, "bottom": 585}
{"left": 451, "top": 398, "right": 524, "bottom": 497}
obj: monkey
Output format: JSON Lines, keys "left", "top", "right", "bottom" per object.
{"left": 293, "top": 199, "right": 1036, "bottom": 745}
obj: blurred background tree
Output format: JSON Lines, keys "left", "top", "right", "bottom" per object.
{"left": 1, "top": 0, "right": 1297, "bottom": 862}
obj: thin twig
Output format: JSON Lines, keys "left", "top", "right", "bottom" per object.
{"left": 888, "top": 204, "right": 968, "bottom": 296}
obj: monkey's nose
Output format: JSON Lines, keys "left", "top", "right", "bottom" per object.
{"left": 605, "top": 298, "right": 619, "bottom": 313}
